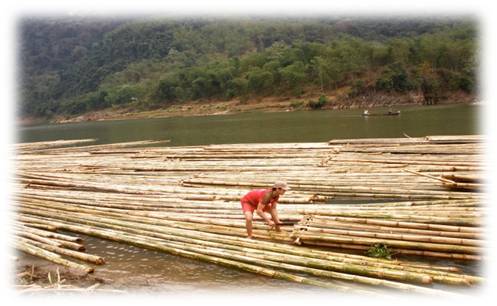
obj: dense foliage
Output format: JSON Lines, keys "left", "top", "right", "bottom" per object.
{"left": 19, "top": 17, "right": 477, "bottom": 117}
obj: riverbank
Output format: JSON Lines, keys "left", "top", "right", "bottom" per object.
{"left": 40, "top": 91, "right": 475, "bottom": 125}
{"left": 15, "top": 262, "right": 108, "bottom": 293}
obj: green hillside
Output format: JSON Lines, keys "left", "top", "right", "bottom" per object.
{"left": 19, "top": 17, "right": 477, "bottom": 119}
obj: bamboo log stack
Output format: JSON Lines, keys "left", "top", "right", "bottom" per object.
{"left": 12, "top": 135, "right": 484, "bottom": 294}
{"left": 292, "top": 213, "right": 482, "bottom": 260}
{"left": 13, "top": 220, "right": 104, "bottom": 274}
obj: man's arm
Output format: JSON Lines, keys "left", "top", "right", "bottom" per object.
{"left": 269, "top": 202, "right": 282, "bottom": 231}
{"left": 256, "top": 192, "right": 274, "bottom": 226}
{"left": 256, "top": 202, "right": 274, "bottom": 225}
{"left": 270, "top": 206, "right": 281, "bottom": 223}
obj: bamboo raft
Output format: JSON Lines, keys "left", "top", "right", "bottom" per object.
{"left": 12, "top": 135, "right": 485, "bottom": 294}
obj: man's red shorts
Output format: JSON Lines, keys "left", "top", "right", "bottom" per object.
{"left": 241, "top": 201, "right": 271, "bottom": 213}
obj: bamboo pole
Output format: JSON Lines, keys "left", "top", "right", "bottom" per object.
{"left": 15, "top": 241, "right": 94, "bottom": 274}
{"left": 18, "top": 237, "right": 104, "bottom": 265}
{"left": 294, "top": 225, "right": 482, "bottom": 246}
{"left": 18, "top": 211, "right": 481, "bottom": 286}
{"left": 295, "top": 232, "right": 479, "bottom": 254}
{"left": 13, "top": 136, "right": 484, "bottom": 292}
{"left": 21, "top": 219, "right": 373, "bottom": 293}
{"left": 15, "top": 223, "right": 83, "bottom": 243}
{"left": 300, "top": 239, "right": 482, "bottom": 261}
{"left": 300, "top": 219, "right": 481, "bottom": 239}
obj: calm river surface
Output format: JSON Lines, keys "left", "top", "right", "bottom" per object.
{"left": 16, "top": 104, "right": 482, "bottom": 292}
{"left": 18, "top": 104, "right": 481, "bottom": 146}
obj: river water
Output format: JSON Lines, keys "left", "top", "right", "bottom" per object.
{"left": 16, "top": 104, "right": 482, "bottom": 293}
{"left": 18, "top": 104, "right": 481, "bottom": 146}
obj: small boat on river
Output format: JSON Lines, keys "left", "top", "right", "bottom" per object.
{"left": 362, "top": 110, "right": 400, "bottom": 117}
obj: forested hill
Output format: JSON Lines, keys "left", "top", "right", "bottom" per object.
{"left": 19, "top": 17, "right": 477, "bottom": 119}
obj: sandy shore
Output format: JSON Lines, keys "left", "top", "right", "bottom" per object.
{"left": 32, "top": 91, "right": 475, "bottom": 125}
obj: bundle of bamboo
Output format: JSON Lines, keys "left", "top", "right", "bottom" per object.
{"left": 12, "top": 135, "right": 484, "bottom": 294}
{"left": 292, "top": 213, "right": 482, "bottom": 260}
{"left": 13, "top": 221, "right": 103, "bottom": 274}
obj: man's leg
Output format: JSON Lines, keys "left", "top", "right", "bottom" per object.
{"left": 244, "top": 211, "right": 254, "bottom": 238}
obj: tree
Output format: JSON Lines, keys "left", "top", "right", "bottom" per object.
{"left": 388, "top": 38, "right": 411, "bottom": 65}
{"left": 310, "top": 56, "right": 327, "bottom": 93}
{"left": 279, "top": 61, "right": 306, "bottom": 95}
{"left": 19, "top": 18, "right": 477, "bottom": 118}
{"left": 416, "top": 62, "right": 441, "bottom": 104}
{"left": 375, "top": 63, "right": 413, "bottom": 92}
{"left": 156, "top": 78, "right": 178, "bottom": 102}
{"left": 85, "top": 90, "right": 110, "bottom": 110}
{"left": 105, "top": 85, "right": 136, "bottom": 105}
{"left": 228, "top": 77, "right": 249, "bottom": 98}
{"left": 247, "top": 67, "right": 273, "bottom": 94}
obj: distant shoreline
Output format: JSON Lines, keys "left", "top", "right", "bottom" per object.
{"left": 20, "top": 91, "right": 476, "bottom": 127}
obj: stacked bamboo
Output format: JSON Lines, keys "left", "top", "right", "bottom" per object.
{"left": 12, "top": 135, "right": 484, "bottom": 294}
{"left": 292, "top": 207, "right": 482, "bottom": 260}
{"left": 13, "top": 220, "right": 104, "bottom": 274}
